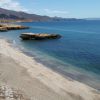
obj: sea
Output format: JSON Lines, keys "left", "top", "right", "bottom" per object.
{"left": 0, "top": 20, "right": 100, "bottom": 90}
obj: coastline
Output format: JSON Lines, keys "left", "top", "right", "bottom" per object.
{"left": 0, "top": 38, "right": 100, "bottom": 100}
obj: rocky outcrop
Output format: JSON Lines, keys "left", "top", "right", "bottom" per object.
{"left": 0, "top": 24, "right": 29, "bottom": 32}
{"left": 20, "top": 33, "right": 62, "bottom": 40}
{"left": 0, "top": 27, "right": 8, "bottom": 32}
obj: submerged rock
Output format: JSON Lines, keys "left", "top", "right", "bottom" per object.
{"left": 20, "top": 33, "right": 62, "bottom": 40}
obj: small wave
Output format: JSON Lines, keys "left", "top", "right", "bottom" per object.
{"left": 13, "top": 40, "right": 16, "bottom": 45}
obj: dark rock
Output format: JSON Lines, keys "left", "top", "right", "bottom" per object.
{"left": 20, "top": 33, "right": 61, "bottom": 40}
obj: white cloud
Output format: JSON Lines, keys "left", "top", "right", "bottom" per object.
{"left": 44, "top": 9, "right": 68, "bottom": 14}
{"left": 0, "top": 0, "right": 28, "bottom": 12}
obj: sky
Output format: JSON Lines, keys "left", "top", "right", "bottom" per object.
{"left": 0, "top": 0, "right": 100, "bottom": 18}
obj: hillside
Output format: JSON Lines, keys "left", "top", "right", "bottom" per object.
{"left": 0, "top": 8, "right": 84, "bottom": 22}
{"left": 0, "top": 8, "right": 51, "bottom": 22}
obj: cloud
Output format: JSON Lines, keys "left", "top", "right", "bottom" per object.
{"left": 0, "top": 0, "right": 28, "bottom": 12}
{"left": 44, "top": 9, "right": 68, "bottom": 14}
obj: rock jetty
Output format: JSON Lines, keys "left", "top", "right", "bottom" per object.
{"left": 0, "top": 24, "right": 29, "bottom": 32}
{"left": 20, "top": 33, "right": 61, "bottom": 40}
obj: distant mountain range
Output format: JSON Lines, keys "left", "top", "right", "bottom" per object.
{"left": 85, "top": 18, "right": 100, "bottom": 20}
{"left": 0, "top": 8, "right": 52, "bottom": 21}
{"left": 0, "top": 7, "right": 84, "bottom": 22}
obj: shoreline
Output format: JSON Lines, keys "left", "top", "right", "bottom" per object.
{"left": 9, "top": 37, "right": 100, "bottom": 91}
{"left": 0, "top": 38, "right": 100, "bottom": 100}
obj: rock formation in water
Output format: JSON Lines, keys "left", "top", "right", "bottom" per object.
{"left": 20, "top": 33, "right": 62, "bottom": 40}
{"left": 0, "top": 24, "right": 29, "bottom": 32}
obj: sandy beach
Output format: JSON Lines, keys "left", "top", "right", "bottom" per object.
{"left": 0, "top": 39, "right": 100, "bottom": 100}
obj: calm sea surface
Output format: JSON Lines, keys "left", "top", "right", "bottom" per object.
{"left": 0, "top": 20, "right": 100, "bottom": 90}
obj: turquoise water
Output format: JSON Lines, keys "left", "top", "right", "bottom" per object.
{"left": 0, "top": 20, "right": 100, "bottom": 90}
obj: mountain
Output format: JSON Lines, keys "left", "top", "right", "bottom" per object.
{"left": 0, "top": 8, "right": 84, "bottom": 22}
{"left": 85, "top": 18, "right": 100, "bottom": 20}
{"left": 0, "top": 8, "right": 52, "bottom": 21}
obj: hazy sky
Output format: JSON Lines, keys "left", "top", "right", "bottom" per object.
{"left": 0, "top": 0, "right": 100, "bottom": 18}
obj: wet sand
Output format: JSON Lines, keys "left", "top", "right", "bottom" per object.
{"left": 0, "top": 39, "right": 100, "bottom": 100}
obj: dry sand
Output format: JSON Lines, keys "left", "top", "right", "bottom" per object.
{"left": 0, "top": 39, "right": 100, "bottom": 100}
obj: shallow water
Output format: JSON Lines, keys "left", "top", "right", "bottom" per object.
{"left": 0, "top": 20, "right": 100, "bottom": 90}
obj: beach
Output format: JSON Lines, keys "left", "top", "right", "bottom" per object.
{"left": 0, "top": 38, "right": 100, "bottom": 100}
